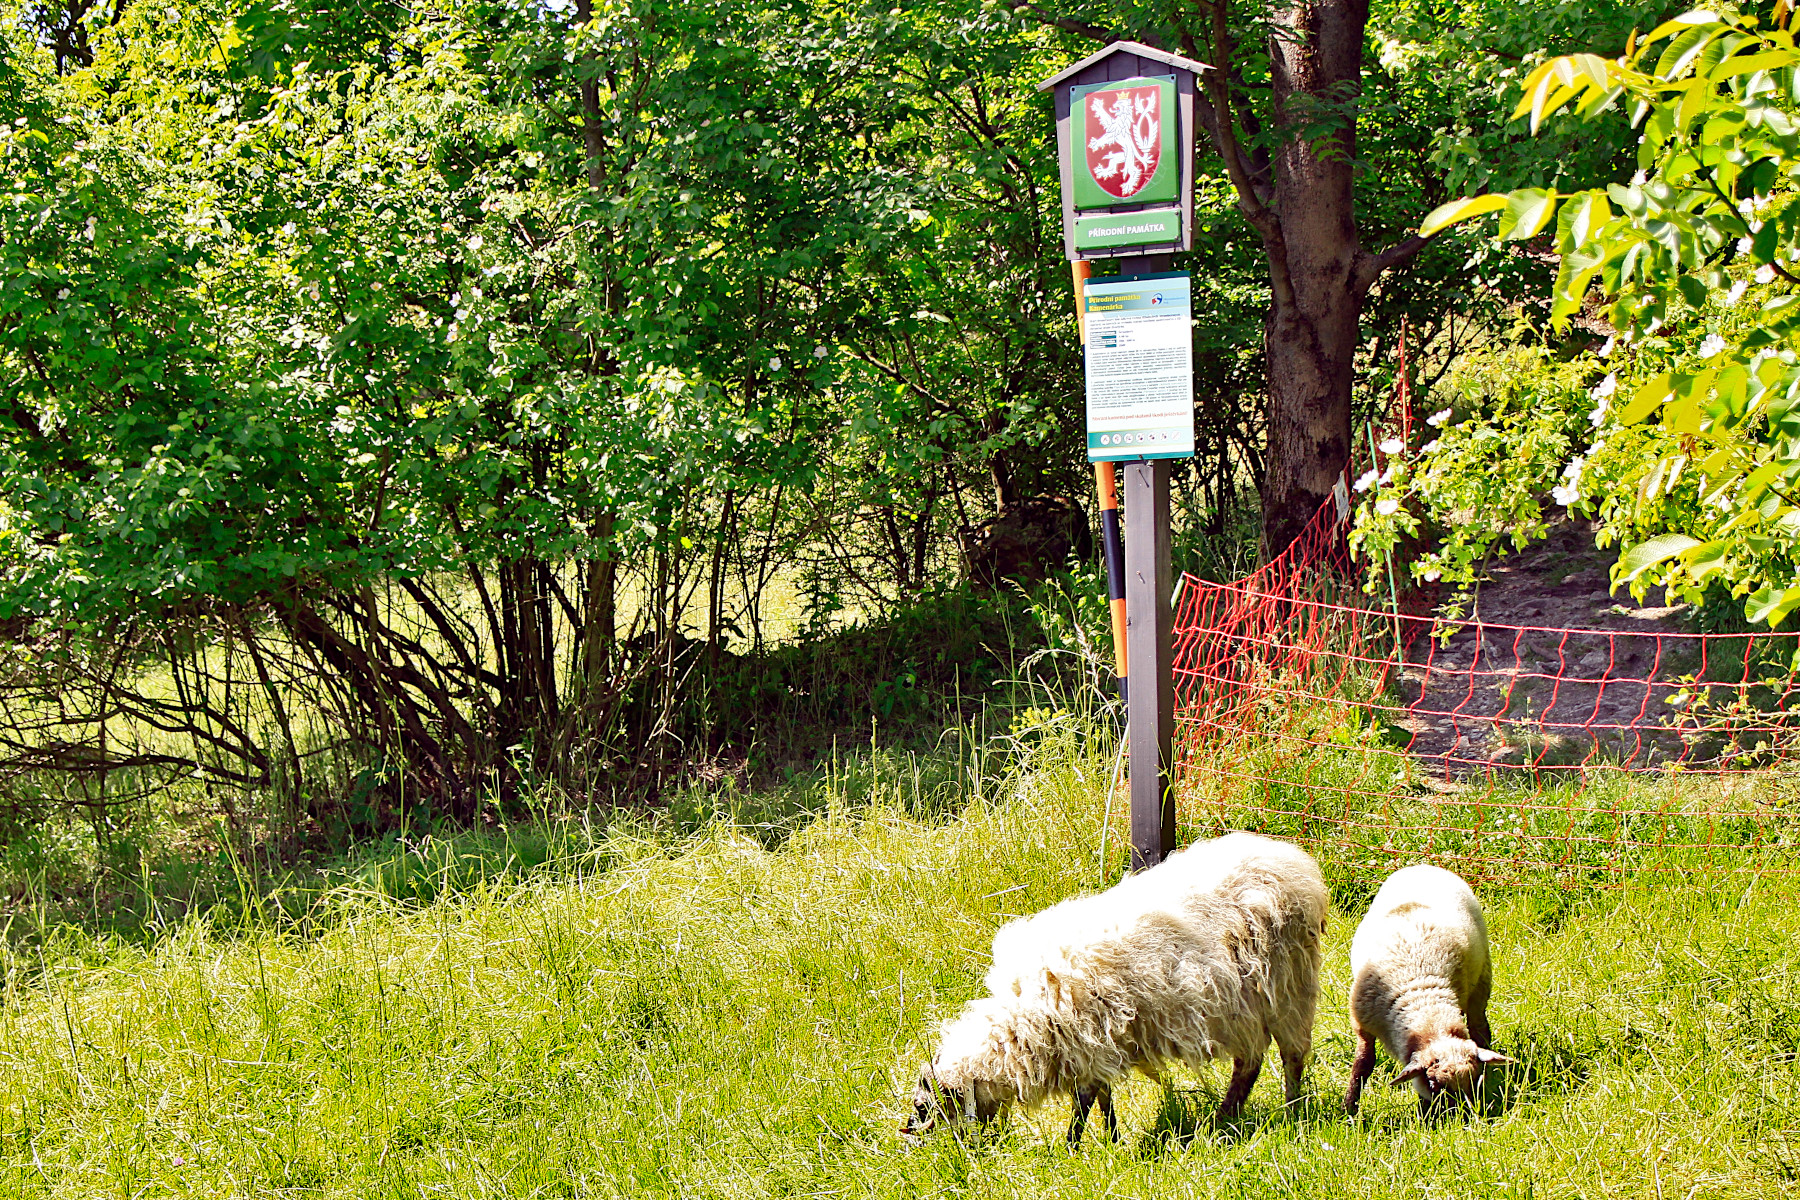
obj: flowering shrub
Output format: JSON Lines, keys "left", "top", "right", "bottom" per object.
{"left": 1350, "top": 347, "right": 1596, "bottom": 612}
{"left": 1352, "top": 270, "right": 1781, "bottom": 618}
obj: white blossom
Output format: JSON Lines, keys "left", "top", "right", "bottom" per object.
{"left": 1375, "top": 497, "right": 1400, "bottom": 515}
{"left": 1379, "top": 464, "right": 1398, "bottom": 486}
{"left": 1587, "top": 378, "right": 1616, "bottom": 426}
{"left": 768, "top": 356, "right": 782, "bottom": 370}
{"left": 1426, "top": 407, "right": 1452, "bottom": 427}
{"left": 1738, "top": 236, "right": 1755, "bottom": 254}
{"left": 1421, "top": 438, "right": 1441, "bottom": 454}
{"left": 1728, "top": 280, "right": 1749, "bottom": 306}
{"left": 812, "top": 345, "right": 829, "bottom": 359}
{"left": 1422, "top": 567, "right": 1442, "bottom": 582}
{"left": 467, "top": 235, "right": 484, "bottom": 252}
{"left": 1698, "top": 333, "right": 1728, "bottom": 358}
{"left": 1379, "top": 437, "right": 1404, "bottom": 455}
{"left": 1599, "top": 336, "right": 1616, "bottom": 357}
{"left": 1353, "top": 469, "right": 1378, "bottom": 493}
{"left": 1631, "top": 169, "right": 1648, "bottom": 186}
{"left": 1757, "top": 264, "right": 1777, "bottom": 284}
{"left": 1551, "top": 456, "right": 1585, "bottom": 506}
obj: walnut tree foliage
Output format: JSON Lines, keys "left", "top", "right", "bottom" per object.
{"left": 1372, "top": 4, "right": 1800, "bottom": 629}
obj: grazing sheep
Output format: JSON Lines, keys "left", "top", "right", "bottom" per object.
{"left": 1344, "top": 864, "right": 1512, "bottom": 1115}
{"left": 901, "top": 832, "right": 1328, "bottom": 1146}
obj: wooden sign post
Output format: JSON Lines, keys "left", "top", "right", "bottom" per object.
{"left": 1040, "top": 41, "right": 1206, "bottom": 872}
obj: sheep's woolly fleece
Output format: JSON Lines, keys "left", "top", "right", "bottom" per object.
{"left": 928, "top": 831, "right": 1328, "bottom": 1110}
{"left": 1348, "top": 863, "right": 1497, "bottom": 1102}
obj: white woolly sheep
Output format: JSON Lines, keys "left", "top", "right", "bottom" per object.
{"left": 1344, "top": 863, "right": 1512, "bottom": 1115}
{"left": 901, "top": 831, "right": 1328, "bottom": 1146}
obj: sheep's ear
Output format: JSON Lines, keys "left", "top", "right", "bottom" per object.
{"left": 1475, "top": 1048, "right": 1514, "bottom": 1066}
{"left": 1391, "top": 1060, "right": 1428, "bottom": 1087}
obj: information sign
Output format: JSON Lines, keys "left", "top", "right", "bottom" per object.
{"left": 1039, "top": 41, "right": 1204, "bottom": 262}
{"left": 1084, "top": 272, "right": 1194, "bottom": 462}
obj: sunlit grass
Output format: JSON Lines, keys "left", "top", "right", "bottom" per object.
{"left": 0, "top": 714, "right": 1793, "bottom": 1197}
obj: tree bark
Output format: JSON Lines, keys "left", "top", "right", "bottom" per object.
{"left": 1256, "top": 0, "right": 1367, "bottom": 557}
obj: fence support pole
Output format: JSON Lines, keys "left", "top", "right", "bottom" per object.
{"left": 1074, "top": 260, "right": 1130, "bottom": 711}
{"left": 1097, "top": 463, "right": 1127, "bottom": 709}
{"left": 1125, "top": 459, "right": 1175, "bottom": 870}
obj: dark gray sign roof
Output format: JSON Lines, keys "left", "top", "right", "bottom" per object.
{"left": 1037, "top": 40, "right": 1210, "bottom": 92}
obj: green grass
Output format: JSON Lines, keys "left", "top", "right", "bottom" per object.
{"left": 0, "top": 718, "right": 1795, "bottom": 1198}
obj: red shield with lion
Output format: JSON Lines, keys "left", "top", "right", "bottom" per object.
{"left": 1084, "top": 85, "right": 1162, "bottom": 200}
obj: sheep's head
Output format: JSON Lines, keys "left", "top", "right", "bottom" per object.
{"left": 1393, "top": 1035, "right": 1512, "bottom": 1104}
{"left": 901, "top": 1005, "right": 1020, "bottom": 1137}
{"left": 899, "top": 1062, "right": 1008, "bottom": 1136}
{"left": 900, "top": 1062, "right": 967, "bottom": 1136}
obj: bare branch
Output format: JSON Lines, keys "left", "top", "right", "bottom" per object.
{"left": 1183, "top": 11, "right": 1278, "bottom": 239}
{"left": 1354, "top": 233, "right": 1435, "bottom": 295}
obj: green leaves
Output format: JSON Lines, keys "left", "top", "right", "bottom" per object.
{"left": 1455, "top": 8, "right": 1800, "bottom": 623}
{"left": 1499, "top": 189, "right": 1560, "bottom": 240}
{"left": 1419, "top": 193, "right": 1510, "bottom": 236}
{"left": 1610, "top": 533, "right": 1701, "bottom": 591}
{"left": 1514, "top": 48, "right": 1622, "bottom": 131}
{"left": 1415, "top": 187, "right": 1560, "bottom": 240}
{"left": 1744, "top": 583, "right": 1800, "bottom": 627}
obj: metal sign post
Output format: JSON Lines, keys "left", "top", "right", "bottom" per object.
{"left": 1041, "top": 42, "right": 1206, "bottom": 872}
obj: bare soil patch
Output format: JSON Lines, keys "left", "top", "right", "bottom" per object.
{"left": 1394, "top": 521, "right": 1715, "bottom": 772}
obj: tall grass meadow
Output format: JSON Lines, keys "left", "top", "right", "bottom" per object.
{"left": 0, "top": 698, "right": 1792, "bottom": 1198}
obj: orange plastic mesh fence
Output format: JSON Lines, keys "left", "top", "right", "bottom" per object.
{"left": 1169, "top": 409, "right": 1799, "bottom": 886}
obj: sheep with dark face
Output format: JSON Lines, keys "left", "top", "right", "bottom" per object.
{"left": 1344, "top": 864, "right": 1513, "bottom": 1116}
{"left": 901, "top": 832, "right": 1328, "bottom": 1146}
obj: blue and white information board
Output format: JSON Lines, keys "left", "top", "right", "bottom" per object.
{"left": 1083, "top": 271, "right": 1194, "bottom": 462}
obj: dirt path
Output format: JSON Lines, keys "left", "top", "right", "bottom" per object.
{"left": 1394, "top": 520, "right": 1710, "bottom": 772}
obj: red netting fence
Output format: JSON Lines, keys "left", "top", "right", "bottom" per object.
{"left": 1169, "top": 406, "right": 1800, "bottom": 886}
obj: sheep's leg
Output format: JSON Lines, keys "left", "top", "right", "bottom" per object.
{"left": 1344, "top": 1032, "right": 1378, "bottom": 1116}
{"left": 1467, "top": 967, "right": 1494, "bottom": 1049}
{"left": 1218, "top": 1054, "right": 1263, "bottom": 1120}
{"left": 1097, "top": 1082, "right": 1118, "bottom": 1142}
{"left": 1280, "top": 1046, "right": 1307, "bottom": 1106}
{"left": 1066, "top": 1085, "right": 1098, "bottom": 1149}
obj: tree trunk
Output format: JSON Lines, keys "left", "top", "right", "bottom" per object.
{"left": 581, "top": 516, "right": 617, "bottom": 692}
{"left": 1261, "top": 299, "right": 1360, "bottom": 556}
{"left": 707, "top": 491, "right": 735, "bottom": 677}
{"left": 1257, "top": 0, "right": 1367, "bottom": 558}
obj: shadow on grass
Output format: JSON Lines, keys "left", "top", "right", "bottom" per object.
{"left": 1130, "top": 1083, "right": 1342, "bottom": 1157}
